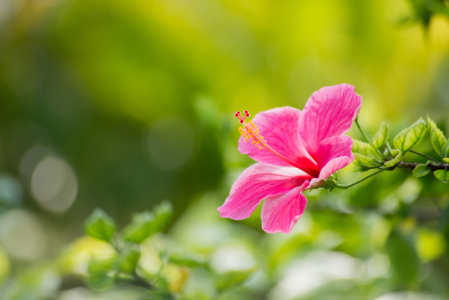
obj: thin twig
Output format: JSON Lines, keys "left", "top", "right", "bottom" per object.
{"left": 409, "top": 150, "right": 441, "bottom": 164}
{"left": 335, "top": 169, "right": 387, "bottom": 189}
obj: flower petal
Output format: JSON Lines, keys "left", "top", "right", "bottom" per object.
{"left": 298, "top": 84, "right": 362, "bottom": 159}
{"left": 317, "top": 135, "right": 354, "bottom": 180}
{"left": 261, "top": 181, "right": 309, "bottom": 234}
{"left": 238, "top": 107, "right": 317, "bottom": 172}
{"left": 218, "top": 163, "right": 312, "bottom": 220}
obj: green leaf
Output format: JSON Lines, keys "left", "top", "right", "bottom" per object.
{"left": 84, "top": 209, "right": 116, "bottom": 242}
{"left": 354, "top": 153, "right": 383, "bottom": 168}
{"left": 87, "top": 273, "right": 115, "bottom": 290}
{"left": 88, "top": 256, "right": 117, "bottom": 275}
{"left": 145, "top": 289, "right": 174, "bottom": 300}
{"left": 216, "top": 268, "right": 257, "bottom": 293}
{"left": 119, "top": 243, "right": 141, "bottom": 274}
{"left": 434, "top": 170, "right": 449, "bottom": 184}
{"left": 372, "top": 122, "right": 390, "bottom": 149}
{"left": 122, "top": 201, "right": 173, "bottom": 244}
{"left": 122, "top": 212, "right": 157, "bottom": 244}
{"left": 352, "top": 139, "right": 383, "bottom": 160}
{"left": 444, "top": 158, "right": 449, "bottom": 164}
{"left": 393, "top": 117, "right": 427, "bottom": 153}
{"left": 413, "top": 164, "right": 431, "bottom": 177}
{"left": 169, "top": 253, "right": 205, "bottom": 268}
{"left": 153, "top": 200, "right": 173, "bottom": 229}
{"left": 385, "top": 231, "right": 418, "bottom": 285}
{"left": 427, "top": 116, "right": 448, "bottom": 158}
{"left": 384, "top": 149, "right": 402, "bottom": 168}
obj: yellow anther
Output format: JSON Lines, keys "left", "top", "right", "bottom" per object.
{"left": 239, "top": 120, "right": 267, "bottom": 150}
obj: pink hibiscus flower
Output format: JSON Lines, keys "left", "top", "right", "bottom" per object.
{"left": 218, "top": 84, "right": 362, "bottom": 233}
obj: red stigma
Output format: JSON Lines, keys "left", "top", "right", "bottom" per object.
{"left": 235, "top": 110, "right": 249, "bottom": 124}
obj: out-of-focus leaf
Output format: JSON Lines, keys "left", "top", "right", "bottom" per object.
{"left": 144, "top": 289, "right": 174, "bottom": 300}
{"left": 216, "top": 268, "right": 257, "bottom": 293}
{"left": 87, "top": 256, "right": 117, "bottom": 275}
{"left": 354, "top": 153, "right": 383, "bottom": 168}
{"left": 415, "top": 228, "right": 445, "bottom": 262}
{"left": 412, "top": 164, "right": 430, "bottom": 177}
{"left": 87, "top": 273, "right": 115, "bottom": 290}
{"left": 384, "top": 149, "right": 402, "bottom": 168}
{"left": 352, "top": 139, "right": 383, "bottom": 160}
{"left": 386, "top": 231, "right": 418, "bottom": 285}
{"left": 372, "top": 122, "right": 390, "bottom": 149}
{"left": 153, "top": 200, "right": 173, "bottom": 230}
{"left": 119, "top": 243, "right": 141, "bottom": 274}
{"left": 84, "top": 209, "right": 116, "bottom": 242}
{"left": 434, "top": 170, "right": 449, "bottom": 184}
{"left": 122, "top": 212, "right": 157, "bottom": 244}
{"left": 427, "top": 116, "right": 448, "bottom": 158}
{"left": 123, "top": 201, "right": 173, "bottom": 244}
{"left": 393, "top": 118, "right": 427, "bottom": 153}
{"left": 443, "top": 157, "right": 449, "bottom": 164}
{"left": 179, "top": 293, "right": 211, "bottom": 300}
{"left": 169, "top": 253, "right": 205, "bottom": 268}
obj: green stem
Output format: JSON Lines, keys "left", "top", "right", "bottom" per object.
{"left": 355, "top": 118, "right": 388, "bottom": 160}
{"left": 385, "top": 141, "right": 393, "bottom": 158}
{"left": 335, "top": 169, "right": 386, "bottom": 189}
{"left": 409, "top": 150, "right": 441, "bottom": 164}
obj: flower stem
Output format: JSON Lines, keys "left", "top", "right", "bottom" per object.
{"left": 408, "top": 150, "right": 440, "bottom": 164}
{"left": 355, "top": 118, "right": 388, "bottom": 160}
{"left": 335, "top": 169, "right": 386, "bottom": 189}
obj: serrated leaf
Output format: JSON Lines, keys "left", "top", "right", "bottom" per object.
{"left": 119, "top": 243, "right": 141, "bottom": 274}
{"left": 434, "top": 170, "right": 449, "bottom": 184}
{"left": 122, "top": 201, "right": 173, "bottom": 244}
{"left": 84, "top": 209, "right": 116, "bottom": 242}
{"left": 352, "top": 139, "right": 383, "bottom": 160}
{"left": 372, "top": 122, "right": 390, "bottom": 149}
{"left": 384, "top": 149, "right": 402, "bottom": 168}
{"left": 427, "top": 116, "right": 448, "bottom": 158}
{"left": 413, "top": 164, "right": 431, "bottom": 177}
{"left": 354, "top": 153, "right": 383, "bottom": 168}
{"left": 216, "top": 268, "right": 257, "bottom": 293}
{"left": 393, "top": 118, "right": 427, "bottom": 153}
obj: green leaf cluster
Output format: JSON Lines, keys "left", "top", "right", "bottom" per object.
{"left": 82, "top": 202, "right": 256, "bottom": 298}
{"left": 123, "top": 201, "right": 173, "bottom": 244}
{"left": 353, "top": 117, "right": 449, "bottom": 184}
{"left": 83, "top": 201, "right": 174, "bottom": 290}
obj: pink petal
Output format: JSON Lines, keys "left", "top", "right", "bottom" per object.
{"left": 238, "top": 107, "right": 317, "bottom": 173}
{"left": 261, "top": 181, "right": 309, "bottom": 234}
{"left": 218, "top": 163, "right": 312, "bottom": 220}
{"left": 317, "top": 135, "right": 354, "bottom": 180}
{"left": 298, "top": 84, "right": 362, "bottom": 159}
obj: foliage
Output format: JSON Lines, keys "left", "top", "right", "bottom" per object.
{"left": 0, "top": 0, "right": 449, "bottom": 300}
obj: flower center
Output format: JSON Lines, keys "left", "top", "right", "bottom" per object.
{"left": 235, "top": 111, "right": 319, "bottom": 177}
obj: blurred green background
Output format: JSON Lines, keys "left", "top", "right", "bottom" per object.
{"left": 1, "top": 0, "right": 449, "bottom": 299}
